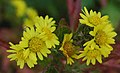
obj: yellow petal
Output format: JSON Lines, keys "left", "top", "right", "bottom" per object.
{"left": 50, "top": 27, "right": 56, "bottom": 32}
{"left": 7, "top": 50, "right": 16, "bottom": 53}
{"left": 98, "top": 12, "right": 101, "bottom": 18}
{"left": 84, "top": 7, "right": 89, "bottom": 17}
{"left": 67, "top": 57, "right": 74, "bottom": 65}
{"left": 91, "top": 58, "right": 96, "bottom": 65}
{"left": 96, "top": 55, "right": 102, "bottom": 63}
{"left": 101, "top": 15, "right": 109, "bottom": 21}
{"left": 80, "top": 13, "right": 88, "bottom": 20}
{"left": 107, "top": 38, "right": 115, "bottom": 44}
{"left": 90, "top": 10, "right": 94, "bottom": 16}
{"left": 37, "top": 52, "right": 43, "bottom": 60}
{"left": 27, "top": 59, "right": 34, "bottom": 68}
{"left": 59, "top": 47, "right": 63, "bottom": 51}
{"left": 107, "top": 32, "right": 117, "bottom": 38}
{"left": 86, "top": 58, "right": 90, "bottom": 65}
{"left": 89, "top": 31, "right": 95, "bottom": 36}
{"left": 79, "top": 19, "right": 86, "bottom": 24}
{"left": 24, "top": 49, "right": 30, "bottom": 59}
{"left": 82, "top": 56, "right": 87, "bottom": 61}
{"left": 29, "top": 52, "right": 37, "bottom": 61}
{"left": 7, "top": 54, "right": 16, "bottom": 58}
{"left": 20, "top": 60, "right": 24, "bottom": 69}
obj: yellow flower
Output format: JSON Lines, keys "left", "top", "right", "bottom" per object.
{"left": 23, "top": 8, "right": 38, "bottom": 28}
{"left": 79, "top": 24, "right": 117, "bottom": 65}
{"left": 35, "top": 15, "right": 56, "bottom": 33}
{"left": 78, "top": 45, "right": 102, "bottom": 65}
{"left": 11, "top": 0, "right": 27, "bottom": 17}
{"left": 19, "top": 27, "right": 51, "bottom": 61}
{"left": 79, "top": 7, "right": 109, "bottom": 27}
{"left": 89, "top": 24, "right": 117, "bottom": 57}
{"left": 7, "top": 42, "right": 37, "bottom": 69}
{"left": 35, "top": 15, "right": 59, "bottom": 48}
{"left": 59, "top": 33, "right": 79, "bottom": 65}
{"left": 26, "top": 8, "right": 38, "bottom": 20}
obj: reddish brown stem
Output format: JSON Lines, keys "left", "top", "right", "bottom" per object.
{"left": 67, "top": 0, "right": 81, "bottom": 31}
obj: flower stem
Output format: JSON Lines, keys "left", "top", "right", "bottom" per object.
{"left": 67, "top": 0, "right": 81, "bottom": 31}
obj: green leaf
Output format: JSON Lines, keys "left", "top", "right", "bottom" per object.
{"left": 45, "top": 66, "right": 58, "bottom": 73}
{"left": 73, "top": 24, "right": 93, "bottom": 47}
{"left": 64, "top": 61, "right": 92, "bottom": 73}
{"left": 38, "top": 57, "right": 52, "bottom": 68}
{"left": 55, "top": 18, "right": 71, "bottom": 42}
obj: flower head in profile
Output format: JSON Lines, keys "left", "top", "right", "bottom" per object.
{"left": 59, "top": 33, "right": 79, "bottom": 65}
{"left": 19, "top": 27, "right": 51, "bottom": 61}
{"left": 78, "top": 44, "right": 102, "bottom": 65}
{"left": 23, "top": 8, "right": 38, "bottom": 28}
{"left": 26, "top": 8, "right": 38, "bottom": 20}
{"left": 35, "top": 15, "right": 59, "bottom": 48}
{"left": 79, "top": 7, "right": 109, "bottom": 27}
{"left": 11, "top": 0, "right": 27, "bottom": 17}
{"left": 89, "top": 24, "right": 117, "bottom": 57}
{"left": 7, "top": 43, "right": 37, "bottom": 69}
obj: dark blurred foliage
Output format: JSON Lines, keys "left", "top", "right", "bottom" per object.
{"left": 0, "top": 0, "right": 120, "bottom": 73}
{"left": 25, "top": 0, "right": 68, "bottom": 21}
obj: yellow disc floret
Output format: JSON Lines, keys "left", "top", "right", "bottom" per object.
{"left": 63, "top": 42, "right": 75, "bottom": 57}
{"left": 86, "top": 49, "right": 101, "bottom": 60}
{"left": 89, "top": 15, "right": 101, "bottom": 26}
{"left": 95, "top": 30, "right": 107, "bottom": 45}
{"left": 16, "top": 50, "right": 26, "bottom": 60}
{"left": 29, "top": 37, "right": 45, "bottom": 52}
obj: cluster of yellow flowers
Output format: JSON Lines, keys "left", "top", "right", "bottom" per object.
{"left": 7, "top": 7, "right": 117, "bottom": 69}
{"left": 7, "top": 15, "right": 59, "bottom": 69}
{"left": 11, "top": 0, "right": 38, "bottom": 28}
{"left": 78, "top": 7, "right": 117, "bottom": 65}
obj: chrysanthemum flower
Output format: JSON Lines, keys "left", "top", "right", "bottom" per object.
{"left": 23, "top": 8, "right": 38, "bottom": 28}
{"left": 7, "top": 43, "right": 37, "bottom": 69}
{"left": 59, "top": 33, "right": 79, "bottom": 65}
{"left": 26, "top": 8, "right": 38, "bottom": 20}
{"left": 79, "top": 7, "right": 109, "bottom": 27}
{"left": 11, "top": 0, "right": 27, "bottom": 17}
{"left": 79, "top": 23, "right": 117, "bottom": 65}
{"left": 19, "top": 27, "right": 51, "bottom": 61}
{"left": 78, "top": 45, "right": 102, "bottom": 65}
{"left": 89, "top": 24, "right": 117, "bottom": 57}
{"left": 35, "top": 15, "right": 59, "bottom": 48}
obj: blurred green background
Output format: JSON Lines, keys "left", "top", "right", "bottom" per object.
{"left": 0, "top": 0, "right": 120, "bottom": 28}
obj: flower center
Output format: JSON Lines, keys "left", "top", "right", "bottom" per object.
{"left": 63, "top": 42, "right": 75, "bottom": 56}
{"left": 89, "top": 15, "right": 101, "bottom": 26}
{"left": 17, "top": 50, "right": 26, "bottom": 60}
{"left": 29, "top": 37, "right": 45, "bottom": 52}
{"left": 95, "top": 30, "right": 107, "bottom": 45}
{"left": 87, "top": 49, "right": 100, "bottom": 59}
